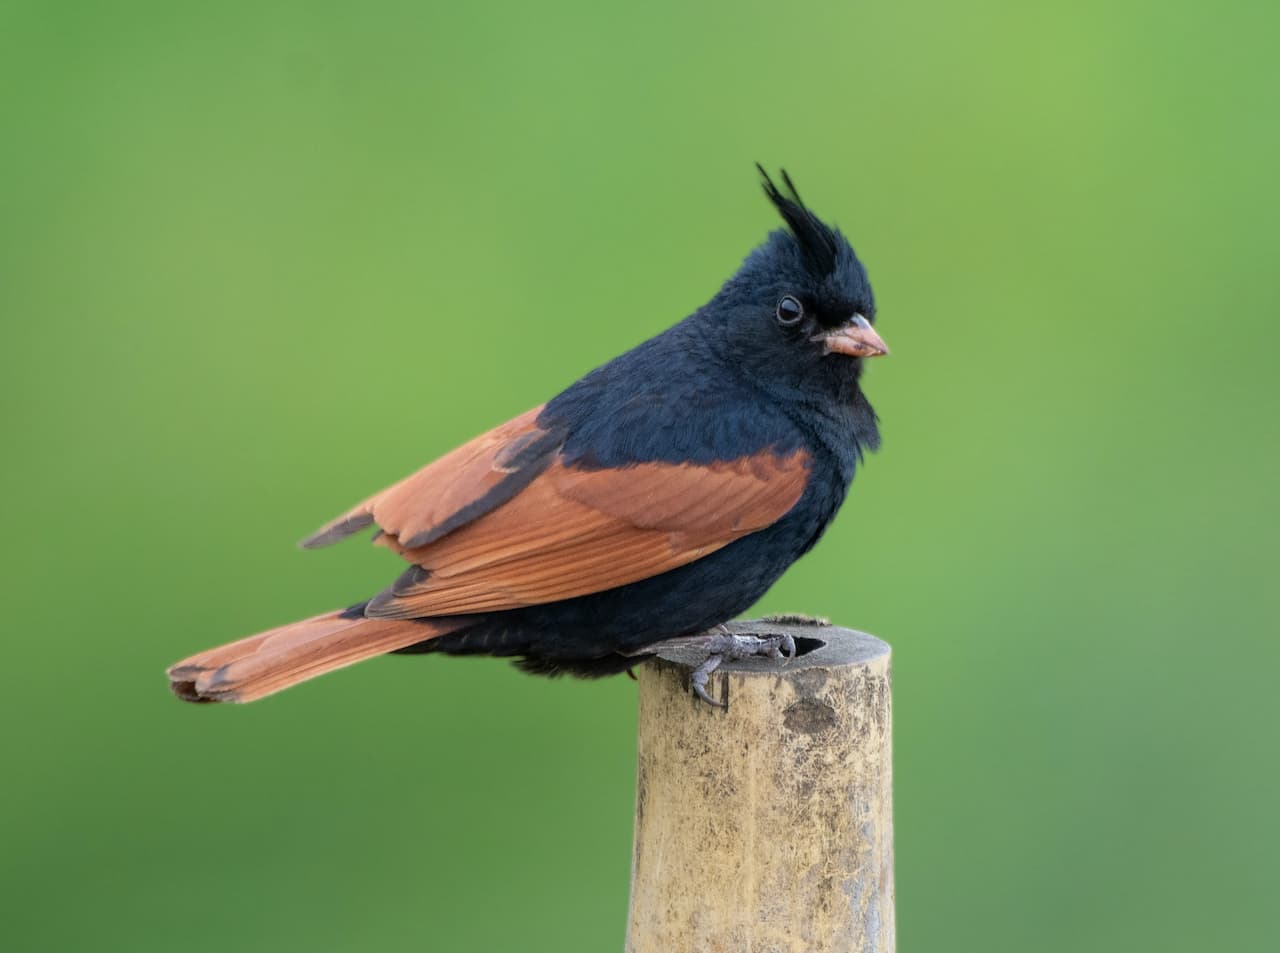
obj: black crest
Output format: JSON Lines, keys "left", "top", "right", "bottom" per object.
{"left": 757, "top": 165, "right": 840, "bottom": 277}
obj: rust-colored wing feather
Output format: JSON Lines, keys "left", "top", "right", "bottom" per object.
{"left": 300, "top": 405, "right": 559, "bottom": 550}
{"left": 301, "top": 405, "right": 812, "bottom": 619}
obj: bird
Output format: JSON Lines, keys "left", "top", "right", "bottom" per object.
{"left": 167, "top": 167, "right": 889, "bottom": 707}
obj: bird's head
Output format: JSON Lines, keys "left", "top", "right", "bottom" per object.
{"left": 702, "top": 168, "right": 888, "bottom": 396}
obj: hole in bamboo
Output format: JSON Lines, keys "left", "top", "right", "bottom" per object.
{"left": 792, "top": 636, "right": 826, "bottom": 657}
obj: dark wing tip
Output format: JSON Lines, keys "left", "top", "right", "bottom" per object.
{"left": 298, "top": 512, "right": 376, "bottom": 550}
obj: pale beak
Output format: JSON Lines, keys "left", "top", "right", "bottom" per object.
{"left": 817, "top": 314, "right": 890, "bottom": 358}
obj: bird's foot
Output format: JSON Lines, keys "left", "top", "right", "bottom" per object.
{"left": 687, "top": 626, "right": 797, "bottom": 709}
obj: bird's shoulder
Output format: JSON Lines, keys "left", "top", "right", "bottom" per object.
{"left": 542, "top": 333, "right": 807, "bottom": 469}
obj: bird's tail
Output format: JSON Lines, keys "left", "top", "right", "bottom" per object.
{"left": 166, "top": 609, "right": 463, "bottom": 704}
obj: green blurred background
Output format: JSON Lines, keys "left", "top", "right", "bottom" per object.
{"left": 2, "top": 1, "right": 1277, "bottom": 950}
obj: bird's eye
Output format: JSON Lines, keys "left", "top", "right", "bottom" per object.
{"left": 775, "top": 296, "right": 804, "bottom": 327}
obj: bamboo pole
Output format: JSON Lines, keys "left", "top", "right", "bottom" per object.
{"left": 626, "top": 620, "right": 894, "bottom": 953}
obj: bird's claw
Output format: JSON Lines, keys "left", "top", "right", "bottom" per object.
{"left": 690, "top": 654, "right": 726, "bottom": 708}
